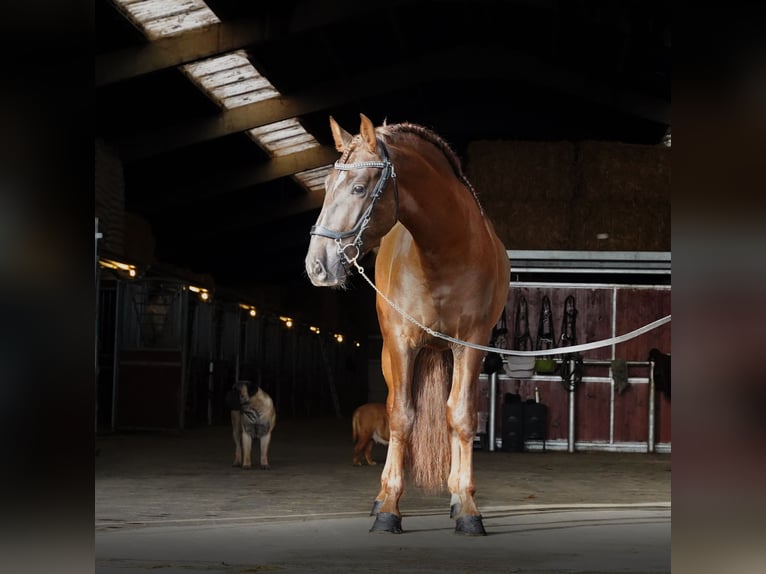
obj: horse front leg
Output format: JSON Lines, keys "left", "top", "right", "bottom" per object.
{"left": 446, "top": 347, "right": 487, "bottom": 536}
{"left": 370, "top": 341, "right": 414, "bottom": 534}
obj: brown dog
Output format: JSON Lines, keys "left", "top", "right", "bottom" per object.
{"left": 227, "top": 380, "right": 276, "bottom": 469}
{"left": 352, "top": 402, "right": 390, "bottom": 466}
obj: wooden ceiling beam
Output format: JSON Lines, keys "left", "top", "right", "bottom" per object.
{"left": 134, "top": 145, "right": 338, "bottom": 212}
{"left": 96, "top": 0, "right": 417, "bottom": 88}
{"left": 96, "top": 20, "right": 268, "bottom": 88}
{"left": 112, "top": 45, "right": 668, "bottom": 162}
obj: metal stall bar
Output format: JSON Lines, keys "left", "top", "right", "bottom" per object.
{"left": 110, "top": 280, "right": 123, "bottom": 432}
{"left": 568, "top": 358, "right": 576, "bottom": 453}
{"left": 488, "top": 371, "right": 498, "bottom": 452}
{"left": 648, "top": 360, "right": 656, "bottom": 453}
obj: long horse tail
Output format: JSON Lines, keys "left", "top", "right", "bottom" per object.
{"left": 407, "top": 348, "right": 451, "bottom": 494}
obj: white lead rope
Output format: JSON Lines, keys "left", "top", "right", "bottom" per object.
{"left": 352, "top": 260, "right": 671, "bottom": 356}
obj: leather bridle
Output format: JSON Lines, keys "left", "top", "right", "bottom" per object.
{"left": 309, "top": 138, "right": 399, "bottom": 266}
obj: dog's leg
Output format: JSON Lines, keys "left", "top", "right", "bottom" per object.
{"left": 259, "top": 432, "right": 272, "bottom": 469}
{"left": 241, "top": 428, "right": 253, "bottom": 469}
{"left": 364, "top": 439, "right": 377, "bottom": 466}
{"left": 353, "top": 436, "right": 366, "bottom": 466}
{"left": 231, "top": 410, "right": 242, "bottom": 467}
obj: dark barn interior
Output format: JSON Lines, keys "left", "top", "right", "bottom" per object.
{"left": 94, "top": 2, "right": 671, "bottom": 572}
{"left": 96, "top": 0, "right": 670, "bottom": 429}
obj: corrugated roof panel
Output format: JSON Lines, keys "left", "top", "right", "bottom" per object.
{"left": 113, "top": 0, "right": 220, "bottom": 40}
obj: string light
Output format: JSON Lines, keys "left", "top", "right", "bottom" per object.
{"left": 187, "top": 285, "right": 211, "bottom": 302}
{"left": 239, "top": 303, "right": 257, "bottom": 317}
{"left": 98, "top": 257, "right": 137, "bottom": 278}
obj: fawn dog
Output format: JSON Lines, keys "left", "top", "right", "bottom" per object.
{"left": 352, "top": 402, "right": 390, "bottom": 466}
{"left": 227, "top": 380, "right": 276, "bottom": 469}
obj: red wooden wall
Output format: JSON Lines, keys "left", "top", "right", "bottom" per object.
{"left": 476, "top": 282, "right": 671, "bottom": 451}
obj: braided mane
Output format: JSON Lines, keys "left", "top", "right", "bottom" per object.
{"left": 381, "top": 122, "right": 484, "bottom": 213}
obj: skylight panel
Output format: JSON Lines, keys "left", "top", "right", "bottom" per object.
{"left": 247, "top": 119, "right": 321, "bottom": 157}
{"left": 294, "top": 165, "right": 333, "bottom": 193}
{"left": 180, "top": 50, "right": 280, "bottom": 109}
{"left": 112, "top": 0, "right": 328, "bottom": 183}
{"left": 113, "top": 0, "right": 220, "bottom": 40}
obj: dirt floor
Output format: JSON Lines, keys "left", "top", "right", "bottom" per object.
{"left": 95, "top": 416, "right": 671, "bottom": 530}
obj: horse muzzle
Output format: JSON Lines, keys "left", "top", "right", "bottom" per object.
{"left": 305, "top": 244, "right": 350, "bottom": 288}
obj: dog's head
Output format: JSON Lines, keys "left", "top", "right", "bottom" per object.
{"left": 233, "top": 380, "right": 260, "bottom": 406}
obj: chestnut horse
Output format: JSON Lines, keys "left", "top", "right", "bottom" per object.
{"left": 305, "top": 114, "right": 509, "bottom": 535}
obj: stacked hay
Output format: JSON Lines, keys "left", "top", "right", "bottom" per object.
{"left": 95, "top": 139, "right": 125, "bottom": 256}
{"left": 466, "top": 140, "right": 577, "bottom": 250}
{"left": 574, "top": 141, "right": 670, "bottom": 251}
{"left": 465, "top": 139, "right": 670, "bottom": 251}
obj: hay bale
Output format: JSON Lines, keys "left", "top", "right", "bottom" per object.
{"left": 569, "top": 200, "right": 671, "bottom": 251}
{"left": 577, "top": 141, "right": 670, "bottom": 202}
{"left": 486, "top": 199, "right": 574, "bottom": 251}
{"left": 95, "top": 139, "right": 125, "bottom": 256}
{"left": 467, "top": 140, "right": 576, "bottom": 202}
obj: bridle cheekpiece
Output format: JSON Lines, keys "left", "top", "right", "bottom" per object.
{"left": 309, "top": 139, "right": 398, "bottom": 266}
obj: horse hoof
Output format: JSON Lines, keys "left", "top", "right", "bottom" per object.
{"left": 370, "top": 512, "right": 402, "bottom": 533}
{"left": 450, "top": 503, "right": 461, "bottom": 519}
{"left": 260, "top": 465, "right": 270, "bottom": 470}
{"left": 455, "top": 515, "right": 487, "bottom": 536}
{"left": 369, "top": 500, "right": 383, "bottom": 516}
{"left": 242, "top": 464, "right": 251, "bottom": 470}
{"left": 353, "top": 461, "right": 362, "bottom": 467}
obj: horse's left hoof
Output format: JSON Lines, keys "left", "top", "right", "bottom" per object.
{"left": 260, "top": 464, "right": 270, "bottom": 470}
{"left": 455, "top": 515, "right": 487, "bottom": 536}
{"left": 370, "top": 512, "right": 402, "bottom": 533}
{"left": 450, "top": 503, "right": 461, "bottom": 519}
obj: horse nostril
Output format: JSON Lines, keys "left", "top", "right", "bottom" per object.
{"left": 311, "top": 259, "right": 326, "bottom": 278}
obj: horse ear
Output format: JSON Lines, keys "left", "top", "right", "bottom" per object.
{"left": 329, "top": 116, "right": 352, "bottom": 152}
{"left": 359, "top": 113, "right": 377, "bottom": 153}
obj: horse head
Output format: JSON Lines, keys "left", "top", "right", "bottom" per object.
{"left": 305, "top": 114, "right": 399, "bottom": 288}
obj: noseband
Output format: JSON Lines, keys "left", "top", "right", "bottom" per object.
{"left": 309, "top": 139, "right": 399, "bottom": 265}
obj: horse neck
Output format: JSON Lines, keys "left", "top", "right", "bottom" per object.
{"left": 390, "top": 144, "right": 483, "bottom": 252}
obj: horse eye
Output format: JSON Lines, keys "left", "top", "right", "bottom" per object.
{"left": 352, "top": 184, "right": 366, "bottom": 195}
